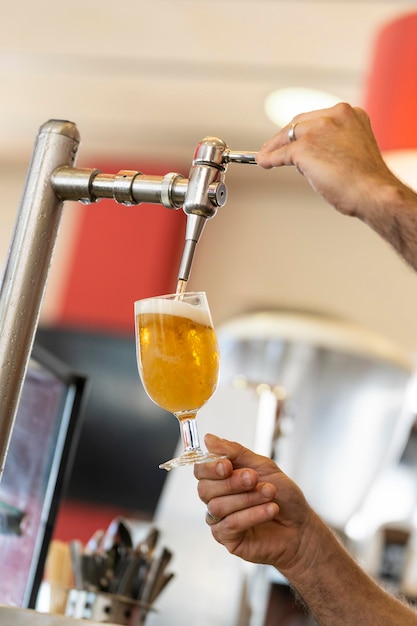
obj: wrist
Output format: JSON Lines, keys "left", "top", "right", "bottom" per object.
{"left": 276, "top": 510, "right": 336, "bottom": 585}
{"left": 360, "top": 173, "right": 417, "bottom": 224}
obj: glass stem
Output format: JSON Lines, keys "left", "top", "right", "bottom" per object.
{"left": 176, "top": 412, "right": 201, "bottom": 453}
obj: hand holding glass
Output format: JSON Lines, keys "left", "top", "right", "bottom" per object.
{"left": 134, "top": 292, "right": 225, "bottom": 470}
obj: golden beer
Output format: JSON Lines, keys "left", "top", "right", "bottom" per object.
{"left": 136, "top": 301, "right": 219, "bottom": 416}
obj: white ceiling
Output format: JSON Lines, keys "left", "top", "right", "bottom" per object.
{"left": 1, "top": 0, "right": 417, "bottom": 169}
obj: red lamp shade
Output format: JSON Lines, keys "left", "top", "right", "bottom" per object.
{"left": 365, "top": 11, "right": 417, "bottom": 152}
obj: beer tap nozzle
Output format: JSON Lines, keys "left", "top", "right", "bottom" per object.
{"left": 177, "top": 137, "right": 229, "bottom": 283}
{"left": 178, "top": 214, "right": 207, "bottom": 282}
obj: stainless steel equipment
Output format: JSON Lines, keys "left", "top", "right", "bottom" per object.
{"left": 0, "top": 120, "right": 257, "bottom": 479}
{"left": 217, "top": 309, "right": 416, "bottom": 529}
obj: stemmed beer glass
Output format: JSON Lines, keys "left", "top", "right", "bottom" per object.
{"left": 134, "top": 291, "right": 224, "bottom": 471}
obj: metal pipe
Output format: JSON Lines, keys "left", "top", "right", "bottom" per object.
{"left": 0, "top": 119, "right": 80, "bottom": 478}
{"left": 52, "top": 167, "right": 188, "bottom": 208}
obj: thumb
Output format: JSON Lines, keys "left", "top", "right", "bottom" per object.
{"left": 204, "top": 433, "right": 273, "bottom": 472}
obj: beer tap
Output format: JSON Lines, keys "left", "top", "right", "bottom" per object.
{"left": 178, "top": 138, "right": 257, "bottom": 286}
{"left": 0, "top": 120, "right": 257, "bottom": 477}
{"left": 51, "top": 137, "right": 258, "bottom": 286}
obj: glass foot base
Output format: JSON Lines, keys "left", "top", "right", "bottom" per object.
{"left": 159, "top": 448, "right": 227, "bottom": 471}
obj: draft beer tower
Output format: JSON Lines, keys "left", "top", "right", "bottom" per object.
{"left": 0, "top": 119, "right": 257, "bottom": 479}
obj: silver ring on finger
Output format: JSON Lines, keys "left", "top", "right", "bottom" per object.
{"left": 288, "top": 122, "right": 298, "bottom": 143}
{"left": 206, "top": 508, "right": 222, "bottom": 525}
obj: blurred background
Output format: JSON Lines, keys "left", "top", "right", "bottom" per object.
{"left": 3, "top": 2, "right": 417, "bottom": 621}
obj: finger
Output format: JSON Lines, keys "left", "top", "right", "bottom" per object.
{"left": 257, "top": 103, "right": 348, "bottom": 166}
{"left": 206, "top": 507, "right": 222, "bottom": 526}
{"left": 258, "top": 108, "right": 322, "bottom": 154}
{"left": 193, "top": 456, "right": 233, "bottom": 481}
{"left": 206, "top": 481, "right": 276, "bottom": 524}
{"left": 256, "top": 125, "right": 302, "bottom": 169}
{"left": 197, "top": 467, "right": 259, "bottom": 504}
{"left": 212, "top": 502, "right": 279, "bottom": 540}
{"left": 203, "top": 434, "right": 275, "bottom": 474}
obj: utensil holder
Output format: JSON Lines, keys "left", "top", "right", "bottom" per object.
{"left": 65, "top": 589, "right": 154, "bottom": 625}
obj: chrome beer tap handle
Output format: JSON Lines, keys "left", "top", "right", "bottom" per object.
{"left": 222, "top": 150, "right": 258, "bottom": 165}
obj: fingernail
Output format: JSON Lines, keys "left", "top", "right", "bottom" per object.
{"left": 216, "top": 461, "right": 226, "bottom": 477}
{"left": 261, "top": 483, "right": 274, "bottom": 498}
{"left": 266, "top": 502, "right": 278, "bottom": 517}
{"left": 241, "top": 470, "right": 252, "bottom": 487}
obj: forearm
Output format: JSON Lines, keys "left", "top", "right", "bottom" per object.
{"left": 357, "top": 179, "right": 417, "bottom": 273}
{"left": 280, "top": 513, "right": 417, "bottom": 626}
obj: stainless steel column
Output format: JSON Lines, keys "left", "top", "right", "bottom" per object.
{"left": 0, "top": 120, "right": 80, "bottom": 478}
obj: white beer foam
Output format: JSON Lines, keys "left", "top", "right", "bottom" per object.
{"left": 135, "top": 296, "right": 211, "bottom": 326}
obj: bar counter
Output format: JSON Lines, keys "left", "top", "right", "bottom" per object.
{"left": 0, "top": 606, "right": 117, "bottom": 626}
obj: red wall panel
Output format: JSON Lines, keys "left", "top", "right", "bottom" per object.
{"left": 49, "top": 160, "right": 187, "bottom": 546}
{"left": 56, "top": 162, "right": 187, "bottom": 333}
